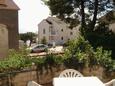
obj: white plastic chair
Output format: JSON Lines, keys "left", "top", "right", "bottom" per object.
{"left": 105, "top": 79, "right": 115, "bottom": 86}
{"left": 59, "top": 69, "right": 83, "bottom": 77}
{"left": 27, "top": 81, "right": 42, "bottom": 86}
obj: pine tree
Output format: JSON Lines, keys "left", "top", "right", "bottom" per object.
{"left": 43, "top": 0, "right": 114, "bottom": 36}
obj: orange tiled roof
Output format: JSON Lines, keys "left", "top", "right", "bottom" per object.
{"left": 0, "top": 0, "right": 19, "bottom": 10}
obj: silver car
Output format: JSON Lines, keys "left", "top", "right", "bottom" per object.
{"left": 30, "top": 44, "right": 48, "bottom": 53}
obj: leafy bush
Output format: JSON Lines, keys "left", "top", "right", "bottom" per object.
{"left": 64, "top": 36, "right": 115, "bottom": 71}
{"left": 31, "top": 54, "right": 64, "bottom": 73}
{"left": 0, "top": 49, "right": 32, "bottom": 72}
{"left": 0, "top": 38, "right": 114, "bottom": 73}
{"left": 32, "top": 54, "right": 63, "bottom": 68}
{"left": 41, "top": 36, "right": 47, "bottom": 44}
{"left": 86, "top": 22, "right": 115, "bottom": 59}
{"left": 0, "top": 49, "right": 64, "bottom": 73}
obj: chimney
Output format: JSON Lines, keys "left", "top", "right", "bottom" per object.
{"left": 0, "top": 0, "right": 6, "bottom": 6}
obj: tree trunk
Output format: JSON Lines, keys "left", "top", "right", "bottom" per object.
{"left": 92, "top": 0, "right": 98, "bottom": 30}
{"left": 113, "top": 0, "right": 115, "bottom": 5}
{"left": 80, "top": 0, "right": 86, "bottom": 36}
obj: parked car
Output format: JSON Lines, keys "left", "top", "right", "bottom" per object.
{"left": 29, "top": 44, "right": 48, "bottom": 53}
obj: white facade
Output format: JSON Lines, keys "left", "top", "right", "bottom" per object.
{"left": 38, "top": 17, "right": 80, "bottom": 45}
{"left": 109, "top": 23, "right": 115, "bottom": 33}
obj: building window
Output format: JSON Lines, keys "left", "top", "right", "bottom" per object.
{"left": 43, "top": 29, "right": 45, "bottom": 34}
{"left": 61, "top": 29, "right": 63, "bottom": 32}
{"left": 49, "top": 36, "right": 54, "bottom": 40}
{"left": 49, "top": 25, "right": 53, "bottom": 32}
{"left": 70, "top": 32, "right": 73, "bottom": 35}
{"left": 61, "top": 37, "right": 63, "bottom": 40}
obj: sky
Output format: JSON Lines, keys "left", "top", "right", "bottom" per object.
{"left": 13, "top": 0, "right": 50, "bottom": 33}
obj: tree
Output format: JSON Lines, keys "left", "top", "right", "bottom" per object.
{"left": 113, "top": 0, "right": 115, "bottom": 5}
{"left": 43, "top": 0, "right": 114, "bottom": 36}
{"left": 41, "top": 36, "right": 47, "bottom": 44}
{"left": 43, "top": 0, "right": 115, "bottom": 59}
{"left": 19, "top": 32, "right": 36, "bottom": 43}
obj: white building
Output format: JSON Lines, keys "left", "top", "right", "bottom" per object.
{"left": 38, "top": 17, "right": 80, "bottom": 45}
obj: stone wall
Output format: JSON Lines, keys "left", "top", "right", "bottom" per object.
{"left": 0, "top": 9, "right": 19, "bottom": 50}
{"left": 0, "top": 24, "right": 8, "bottom": 58}
{"left": 0, "top": 65, "right": 114, "bottom": 86}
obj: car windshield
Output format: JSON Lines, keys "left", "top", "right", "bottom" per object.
{"left": 32, "top": 44, "right": 47, "bottom": 49}
{"left": 36, "top": 45, "right": 45, "bottom": 48}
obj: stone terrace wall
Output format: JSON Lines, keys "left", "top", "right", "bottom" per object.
{"left": 0, "top": 65, "right": 114, "bottom": 86}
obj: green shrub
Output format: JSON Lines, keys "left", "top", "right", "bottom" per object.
{"left": 31, "top": 54, "right": 64, "bottom": 73}
{"left": 0, "top": 49, "right": 32, "bottom": 72}
{"left": 64, "top": 36, "right": 115, "bottom": 71}
{"left": 0, "top": 38, "right": 114, "bottom": 73}
{"left": 41, "top": 36, "right": 47, "bottom": 44}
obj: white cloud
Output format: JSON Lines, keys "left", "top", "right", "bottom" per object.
{"left": 13, "top": 0, "right": 50, "bottom": 33}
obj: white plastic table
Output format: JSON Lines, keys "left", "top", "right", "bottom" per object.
{"left": 53, "top": 77, "right": 105, "bottom": 86}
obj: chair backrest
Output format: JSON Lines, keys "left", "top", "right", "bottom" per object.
{"left": 59, "top": 69, "right": 83, "bottom": 77}
{"left": 105, "top": 79, "right": 115, "bottom": 86}
{"left": 27, "top": 81, "right": 42, "bottom": 86}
